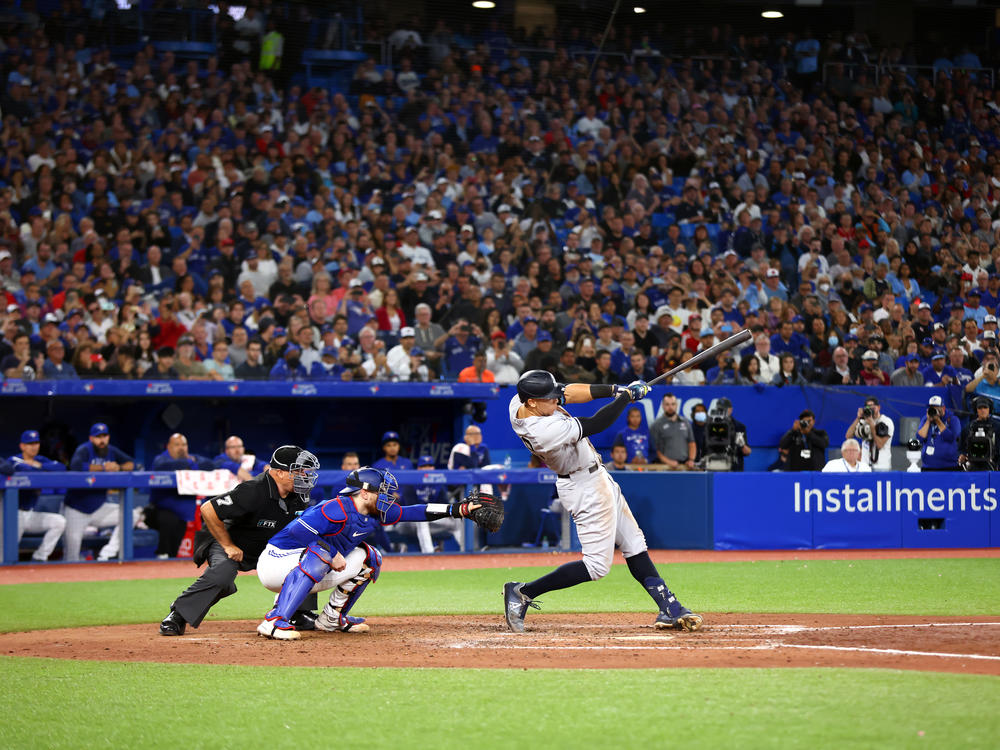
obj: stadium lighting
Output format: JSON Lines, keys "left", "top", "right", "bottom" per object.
{"left": 761, "top": 10, "right": 784, "bottom": 19}
{"left": 472, "top": 1, "right": 496, "bottom": 8}
{"left": 633, "top": 6, "right": 647, "bottom": 13}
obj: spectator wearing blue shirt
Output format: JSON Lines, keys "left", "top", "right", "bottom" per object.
{"left": 212, "top": 435, "right": 269, "bottom": 482}
{"left": 963, "top": 289, "right": 988, "bottom": 327}
{"left": 947, "top": 348, "right": 974, "bottom": 387}
{"left": 41, "top": 338, "right": 77, "bottom": 379}
{"left": 340, "top": 279, "right": 376, "bottom": 335}
{"left": 269, "top": 344, "right": 308, "bottom": 380}
{"left": 309, "top": 346, "right": 344, "bottom": 380}
{"left": 921, "top": 351, "right": 956, "bottom": 385}
{"left": 448, "top": 424, "right": 491, "bottom": 472}
{"left": 967, "top": 351, "right": 1000, "bottom": 407}
{"left": 149, "top": 433, "right": 214, "bottom": 559}
{"left": 614, "top": 406, "right": 651, "bottom": 465}
{"left": 65, "top": 423, "right": 136, "bottom": 562}
{"left": 917, "top": 395, "right": 961, "bottom": 471}
{"left": 441, "top": 323, "right": 481, "bottom": 378}
{"left": 9, "top": 429, "right": 66, "bottom": 561}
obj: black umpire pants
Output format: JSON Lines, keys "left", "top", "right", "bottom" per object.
{"left": 170, "top": 541, "right": 316, "bottom": 628}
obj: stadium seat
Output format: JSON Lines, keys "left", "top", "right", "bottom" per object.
{"left": 301, "top": 49, "right": 368, "bottom": 88}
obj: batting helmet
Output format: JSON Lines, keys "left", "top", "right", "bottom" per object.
{"left": 516, "top": 369, "right": 565, "bottom": 404}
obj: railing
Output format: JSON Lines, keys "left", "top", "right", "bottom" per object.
{"left": 823, "top": 61, "right": 996, "bottom": 89}
{"left": 0, "top": 381, "right": 500, "bottom": 399}
{"left": 1, "top": 469, "right": 567, "bottom": 564}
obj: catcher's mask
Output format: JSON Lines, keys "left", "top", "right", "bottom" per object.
{"left": 342, "top": 466, "right": 399, "bottom": 522}
{"left": 270, "top": 445, "right": 320, "bottom": 497}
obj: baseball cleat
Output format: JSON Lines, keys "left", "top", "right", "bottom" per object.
{"left": 158, "top": 610, "right": 186, "bottom": 636}
{"left": 257, "top": 617, "right": 300, "bottom": 640}
{"left": 654, "top": 608, "right": 704, "bottom": 632}
{"left": 503, "top": 581, "right": 540, "bottom": 633}
{"left": 289, "top": 610, "right": 318, "bottom": 631}
{"left": 315, "top": 610, "right": 370, "bottom": 633}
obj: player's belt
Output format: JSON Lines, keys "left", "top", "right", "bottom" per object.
{"left": 557, "top": 463, "right": 600, "bottom": 479}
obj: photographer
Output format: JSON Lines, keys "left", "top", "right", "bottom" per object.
{"left": 916, "top": 395, "right": 961, "bottom": 471}
{"left": 778, "top": 410, "right": 829, "bottom": 471}
{"left": 701, "top": 397, "right": 750, "bottom": 471}
{"left": 846, "top": 396, "right": 894, "bottom": 471}
{"left": 959, "top": 397, "right": 999, "bottom": 471}
{"left": 706, "top": 351, "right": 740, "bottom": 385}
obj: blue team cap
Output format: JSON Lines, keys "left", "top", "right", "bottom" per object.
{"left": 381, "top": 430, "right": 401, "bottom": 445}
{"left": 845, "top": 334, "right": 859, "bottom": 342}
{"left": 921, "top": 337, "right": 934, "bottom": 346}
{"left": 967, "top": 289, "right": 981, "bottom": 297}
{"left": 905, "top": 353, "right": 919, "bottom": 363}
{"left": 321, "top": 345, "right": 338, "bottom": 357}
{"left": 20, "top": 429, "right": 40, "bottom": 443}
{"left": 90, "top": 423, "right": 109, "bottom": 437}
{"left": 273, "top": 327, "right": 287, "bottom": 337}
{"left": 283, "top": 343, "right": 301, "bottom": 354}
{"left": 791, "top": 315, "right": 803, "bottom": 323}
{"left": 417, "top": 454, "right": 435, "bottom": 467}
{"left": 537, "top": 330, "right": 553, "bottom": 342}
{"left": 859, "top": 303, "right": 873, "bottom": 313}
{"left": 931, "top": 351, "right": 946, "bottom": 360}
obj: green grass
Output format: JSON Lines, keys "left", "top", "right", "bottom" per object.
{"left": 1, "top": 558, "right": 999, "bottom": 632}
{"left": 1, "top": 658, "right": 998, "bottom": 750}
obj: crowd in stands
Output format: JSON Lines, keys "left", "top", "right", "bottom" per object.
{"left": 3, "top": 6, "right": 1000, "bottom": 405}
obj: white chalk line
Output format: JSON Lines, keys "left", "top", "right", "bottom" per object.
{"left": 444, "top": 641, "right": 1000, "bottom": 660}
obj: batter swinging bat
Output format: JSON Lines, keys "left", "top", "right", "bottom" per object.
{"left": 646, "top": 328, "right": 753, "bottom": 387}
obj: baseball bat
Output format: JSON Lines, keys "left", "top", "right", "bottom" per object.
{"left": 646, "top": 328, "right": 754, "bottom": 387}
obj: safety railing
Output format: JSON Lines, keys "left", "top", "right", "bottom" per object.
{"left": 823, "top": 61, "right": 996, "bottom": 89}
{"left": 1, "top": 468, "right": 567, "bottom": 564}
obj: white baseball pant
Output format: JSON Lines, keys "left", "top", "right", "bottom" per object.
{"left": 18, "top": 509, "right": 67, "bottom": 561}
{"left": 555, "top": 466, "right": 647, "bottom": 581}
{"left": 63, "top": 503, "right": 142, "bottom": 562}
{"left": 257, "top": 543, "right": 368, "bottom": 594}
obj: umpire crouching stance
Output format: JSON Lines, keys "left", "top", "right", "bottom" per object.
{"left": 158, "top": 445, "right": 320, "bottom": 636}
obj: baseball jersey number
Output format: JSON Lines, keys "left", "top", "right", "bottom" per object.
{"left": 216, "top": 495, "right": 233, "bottom": 506}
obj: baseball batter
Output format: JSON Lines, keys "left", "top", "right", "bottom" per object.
{"left": 503, "top": 369, "right": 703, "bottom": 633}
{"left": 256, "top": 466, "right": 501, "bottom": 640}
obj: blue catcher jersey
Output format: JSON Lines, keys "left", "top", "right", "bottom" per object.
{"left": 267, "top": 494, "right": 382, "bottom": 558}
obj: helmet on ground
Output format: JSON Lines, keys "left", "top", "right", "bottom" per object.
{"left": 270, "top": 445, "right": 320, "bottom": 496}
{"left": 516, "top": 369, "right": 565, "bottom": 404}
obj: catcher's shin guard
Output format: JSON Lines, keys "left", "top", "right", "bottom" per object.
{"left": 268, "top": 542, "right": 332, "bottom": 623}
{"left": 318, "top": 543, "right": 381, "bottom": 632}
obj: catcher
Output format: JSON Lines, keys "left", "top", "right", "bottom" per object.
{"left": 256, "top": 466, "right": 502, "bottom": 639}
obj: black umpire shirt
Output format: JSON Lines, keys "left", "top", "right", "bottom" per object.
{"left": 205, "top": 472, "right": 308, "bottom": 570}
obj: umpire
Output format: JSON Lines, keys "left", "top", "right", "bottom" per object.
{"left": 158, "top": 445, "right": 320, "bottom": 636}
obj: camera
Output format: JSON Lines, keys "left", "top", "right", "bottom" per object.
{"left": 461, "top": 324, "right": 471, "bottom": 332}
{"left": 927, "top": 406, "right": 938, "bottom": 418}
{"left": 862, "top": 406, "right": 874, "bottom": 419}
{"left": 704, "top": 403, "right": 736, "bottom": 471}
{"left": 988, "top": 363, "right": 997, "bottom": 373}
{"left": 798, "top": 418, "right": 810, "bottom": 430}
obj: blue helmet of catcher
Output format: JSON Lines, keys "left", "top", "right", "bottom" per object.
{"left": 341, "top": 466, "right": 400, "bottom": 522}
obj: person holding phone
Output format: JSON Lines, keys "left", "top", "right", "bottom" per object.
{"left": 966, "top": 351, "right": 1000, "bottom": 405}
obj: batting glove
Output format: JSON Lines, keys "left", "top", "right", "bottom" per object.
{"left": 623, "top": 380, "right": 650, "bottom": 401}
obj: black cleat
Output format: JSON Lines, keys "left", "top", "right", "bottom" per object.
{"left": 289, "top": 611, "right": 318, "bottom": 631}
{"left": 159, "top": 610, "right": 186, "bottom": 636}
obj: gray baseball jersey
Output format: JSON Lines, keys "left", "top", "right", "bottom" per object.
{"left": 508, "top": 394, "right": 646, "bottom": 580}
{"left": 508, "top": 395, "right": 600, "bottom": 475}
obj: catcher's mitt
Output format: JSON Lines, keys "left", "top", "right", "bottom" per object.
{"left": 464, "top": 490, "right": 504, "bottom": 532}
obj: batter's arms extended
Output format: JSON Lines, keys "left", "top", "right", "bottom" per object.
{"left": 200, "top": 501, "right": 243, "bottom": 562}
{"left": 564, "top": 383, "right": 635, "bottom": 438}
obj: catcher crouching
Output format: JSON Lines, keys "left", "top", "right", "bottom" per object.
{"left": 256, "top": 466, "right": 503, "bottom": 639}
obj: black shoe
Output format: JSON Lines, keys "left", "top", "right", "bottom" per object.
{"left": 289, "top": 611, "right": 317, "bottom": 631}
{"left": 159, "top": 610, "right": 186, "bottom": 636}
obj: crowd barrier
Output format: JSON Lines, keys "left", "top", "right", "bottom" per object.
{"left": 5, "top": 469, "right": 995, "bottom": 564}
